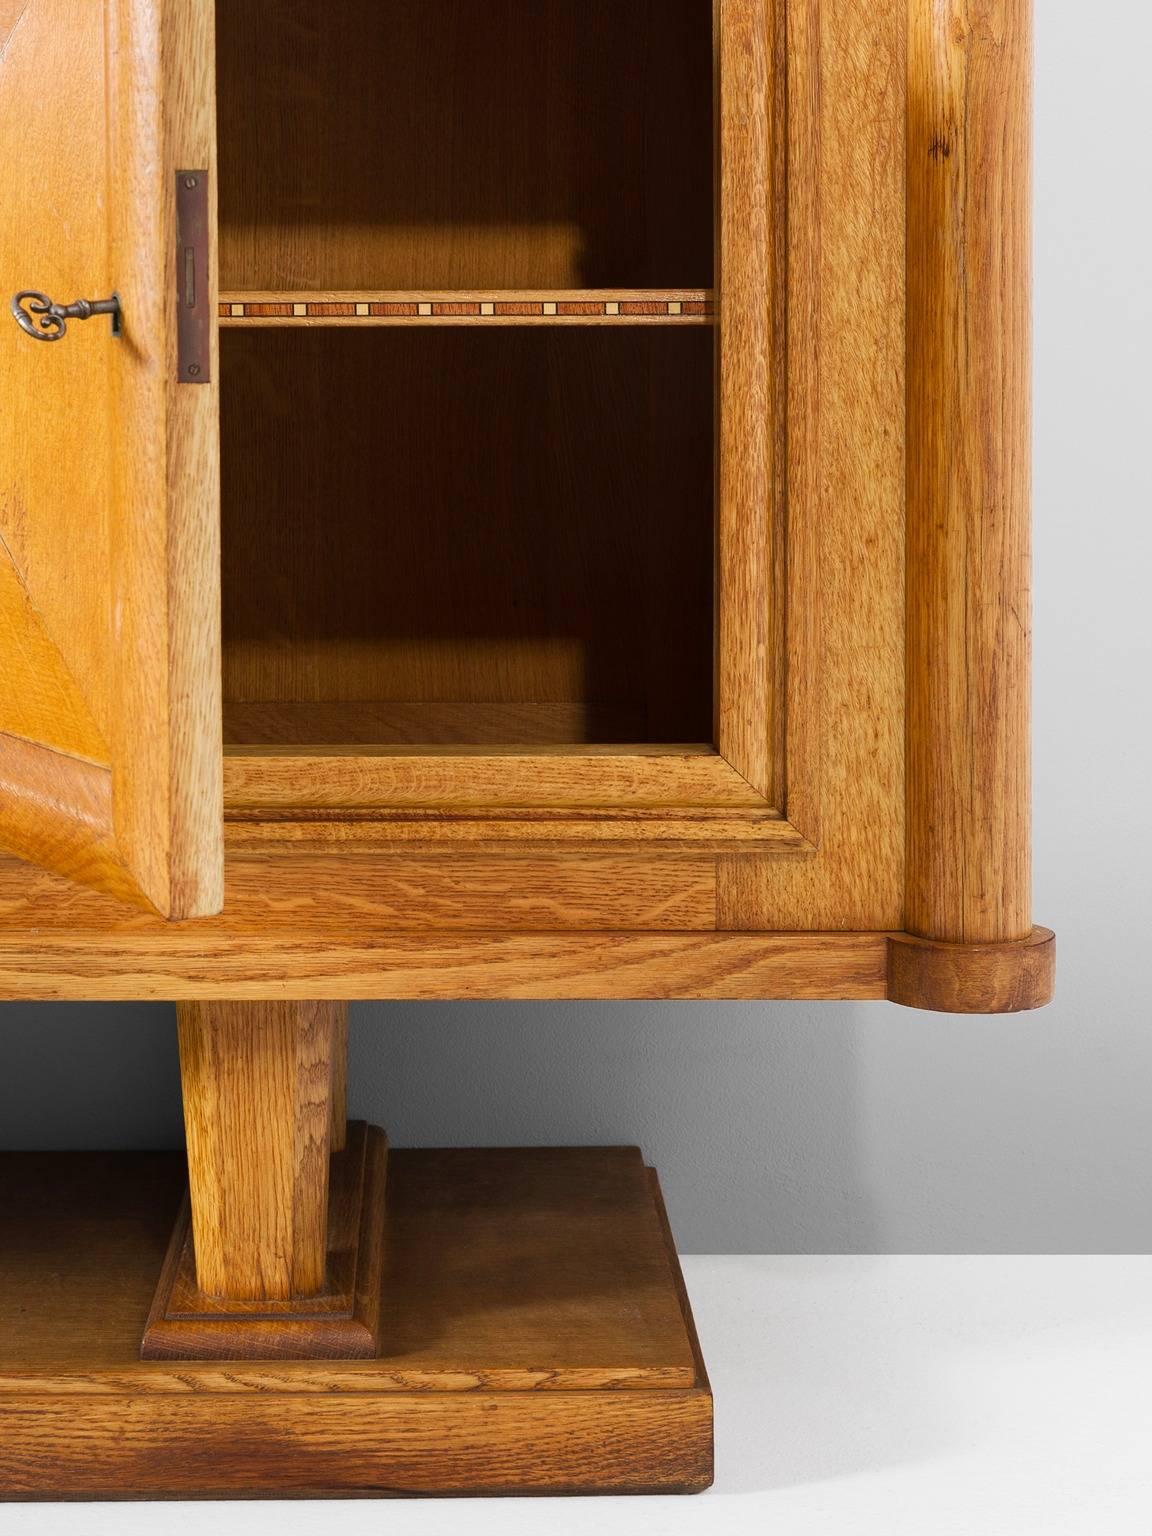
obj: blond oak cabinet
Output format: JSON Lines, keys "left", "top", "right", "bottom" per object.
{"left": 0, "top": 0, "right": 1050, "bottom": 1500}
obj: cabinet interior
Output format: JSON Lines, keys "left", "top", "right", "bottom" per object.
{"left": 216, "top": 0, "right": 717, "bottom": 751}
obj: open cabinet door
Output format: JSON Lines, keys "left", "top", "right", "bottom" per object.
{"left": 0, "top": 0, "right": 222, "bottom": 916}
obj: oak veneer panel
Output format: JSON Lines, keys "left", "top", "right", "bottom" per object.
{"left": 718, "top": 0, "right": 907, "bottom": 932}
{"left": 220, "top": 327, "right": 713, "bottom": 745}
{"left": 0, "top": 0, "right": 222, "bottom": 916}
{"left": 0, "top": 928, "right": 888, "bottom": 1002}
{"left": 0, "top": 0, "right": 117, "bottom": 809}
{"left": 0, "top": 562, "right": 108, "bottom": 765}
{"left": 216, "top": 0, "right": 713, "bottom": 291}
{"left": 0, "top": 849, "right": 716, "bottom": 933}
{"left": 0, "top": 1150, "right": 711, "bottom": 1495}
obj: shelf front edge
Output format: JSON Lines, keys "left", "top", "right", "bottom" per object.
{"left": 0, "top": 931, "right": 888, "bottom": 1002}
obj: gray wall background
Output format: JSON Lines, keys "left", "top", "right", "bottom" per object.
{"left": 1, "top": 5, "right": 1148, "bottom": 1252}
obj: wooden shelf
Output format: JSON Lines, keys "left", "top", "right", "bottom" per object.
{"left": 218, "top": 290, "right": 715, "bottom": 327}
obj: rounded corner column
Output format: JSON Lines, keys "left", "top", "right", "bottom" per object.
{"left": 903, "top": 0, "right": 1049, "bottom": 1011}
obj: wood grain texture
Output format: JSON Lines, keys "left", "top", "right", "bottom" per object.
{"left": 176, "top": 1000, "right": 337, "bottom": 1300}
{"left": 717, "top": 0, "right": 907, "bottom": 931}
{"left": 0, "top": 1150, "right": 702, "bottom": 1393}
{"left": 0, "top": 0, "right": 118, "bottom": 894}
{"left": 0, "top": 1392, "right": 712, "bottom": 1497}
{"left": 222, "top": 748, "right": 772, "bottom": 810}
{"left": 0, "top": 1149, "right": 712, "bottom": 1496}
{"left": 142, "top": 1123, "right": 387, "bottom": 1359}
{"left": 107, "top": 0, "right": 223, "bottom": 915}
{"left": 210, "top": 3, "right": 797, "bottom": 862}
{"left": 214, "top": 319, "right": 784, "bottom": 844}
{"left": 0, "top": 735, "right": 146, "bottom": 909}
{"left": 0, "top": 0, "right": 222, "bottom": 916}
{"left": 716, "top": 0, "right": 783, "bottom": 799}
{"left": 219, "top": 327, "right": 714, "bottom": 743}
{"left": 221, "top": 813, "right": 805, "bottom": 848}
{"left": 0, "top": 848, "right": 719, "bottom": 933}
{"left": 887, "top": 926, "right": 1053, "bottom": 1013}
{"left": 0, "top": 0, "right": 1041, "bottom": 1008}
{"left": 153, "top": 0, "right": 225, "bottom": 919}
{"left": 222, "top": 701, "right": 652, "bottom": 747}
{"left": 0, "top": 928, "right": 888, "bottom": 1001}
{"left": 216, "top": 0, "right": 713, "bottom": 291}
{"left": 0, "top": 0, "right": 119, "bottom": 897}
{"left": 0, "top": 559, "right": 108, "bottom": 764}
{"left": 905, "top": 0, "right": 1033, "bottom": 943}
{"left": 376, "top": 1148, "right": 700, "bottom": 1387}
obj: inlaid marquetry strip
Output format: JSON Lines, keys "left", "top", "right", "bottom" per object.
{"left": 219, "top": 291, "right": 716, "bottom": 327}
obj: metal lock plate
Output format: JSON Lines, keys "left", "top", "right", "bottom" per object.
{"left": 175, "top": 170, "right": 210, "bottom": 383}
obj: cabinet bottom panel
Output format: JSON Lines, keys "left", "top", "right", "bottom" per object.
{"left": 0, "top": 926, "right": 888, "bottom": 1001}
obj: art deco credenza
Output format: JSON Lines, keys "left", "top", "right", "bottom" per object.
{"left": 0, "top": 0, "right": 1051, "bottom": 1499}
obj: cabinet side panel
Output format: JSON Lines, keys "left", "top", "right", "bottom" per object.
{"left": 719, "top": 0, "right": 906, "bottom": 930}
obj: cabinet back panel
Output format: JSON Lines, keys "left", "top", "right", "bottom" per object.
{"left": 219, "top": 329, "right": 714, "bottom": 745}
{"left": 216, "top": 0, "right": 714, "bottom": 291}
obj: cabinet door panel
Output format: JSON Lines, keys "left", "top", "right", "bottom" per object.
{"left": 0, "top": 0, "right": 222, "bottom": 916}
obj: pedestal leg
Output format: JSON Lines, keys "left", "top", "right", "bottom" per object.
{"left": 179, "top": 999, "right": 336, "bottom": 1300}
{"left": 141, "top": 999, "right": 386, "bottom": 1361}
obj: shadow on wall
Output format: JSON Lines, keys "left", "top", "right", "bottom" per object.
{"left": 345, "top": 1000, "right": 879, "bottom": 1255}
{"left": 0, "top": 999, "right": 879, "bottom": 1254}
{"left": 0, "top": 1002, "right": 184, "bottom": 1150}
{"left": 2, "top": 986, "right": 1151, "bottom": 1252}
